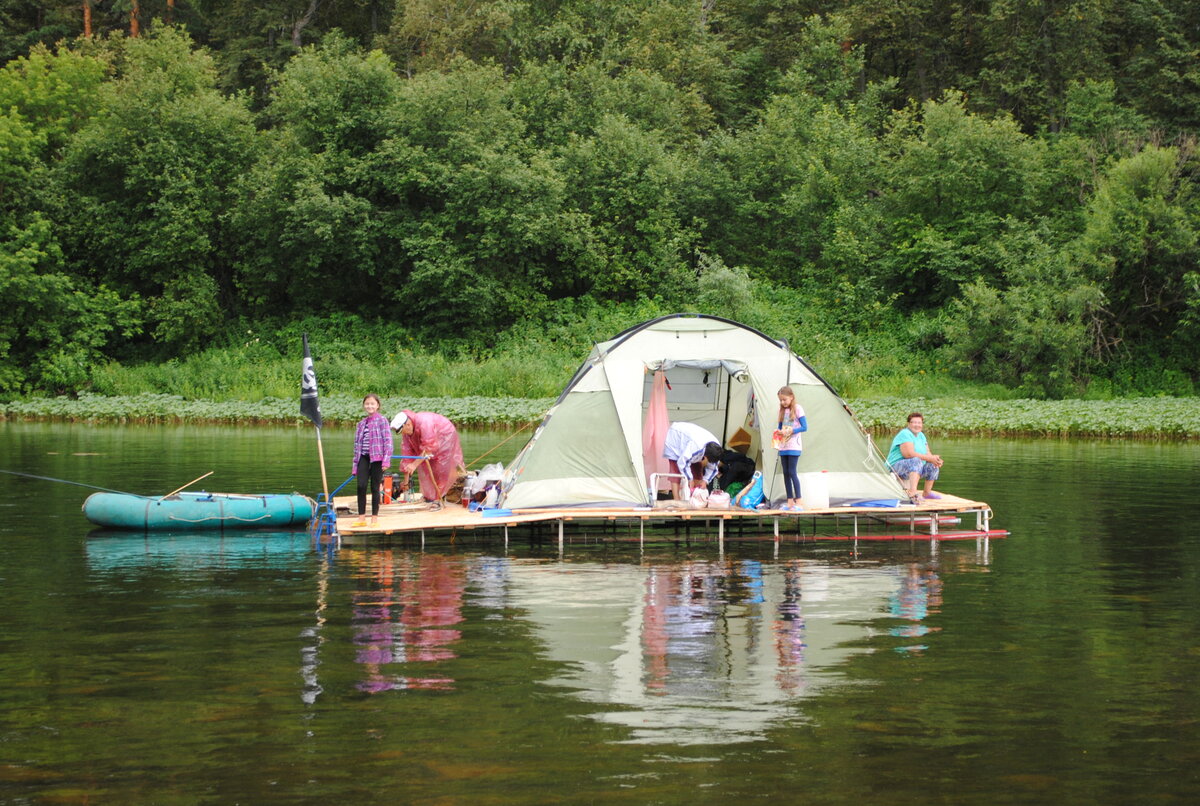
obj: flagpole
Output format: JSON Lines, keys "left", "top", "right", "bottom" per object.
{"left": 301, "top": 333, "right": 334, "bottom": 537}
{"left": 314, "top": 426, "right": 330, "bottom": 503}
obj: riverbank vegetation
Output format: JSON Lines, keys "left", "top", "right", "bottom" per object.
{"left": 4, "top": 391, "right": 1198, "bottom": 439}
{"left": 2, "top": 5, "right": 1198, "bottom": 401}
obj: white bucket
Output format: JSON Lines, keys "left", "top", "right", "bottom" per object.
{"left": 799, "top": 471, "right": 830, "bottom": 509}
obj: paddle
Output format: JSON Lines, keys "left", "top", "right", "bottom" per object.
{"left": 160, "top": 471, "right": 214, "bottom": 499}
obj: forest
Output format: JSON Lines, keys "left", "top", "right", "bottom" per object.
{"left": 1, "top": 1, "right": 1199, "bottom": 401}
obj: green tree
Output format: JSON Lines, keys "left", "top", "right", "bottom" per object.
{"left": 557, "top": 112, "right": 696, "bottom": 302}
{"left": 0, "top": 0, "right": 81, "bottom": 62}
{"left": 0, "top": 42, "right": 110, "bottom": 158}
{"left": 876, "top": 92, "right": 1053, "bottom": 306}
{"left": 944, "top": 226, "right": 1102, "bottom": 397}
{"left": 55, "top": 26, "right": 257, "bottom": 354}
{"left": 0, "top": 103, "right": 43, "bottom": 230}
{"left": 0, "top": 215, "right": 141, "bottom": 394}
{"left": 1107, "top": 0, "right": 1200, "bottom": 131}
{"left": 970, "top": 0, "right": 1109, "bottom": 130}
{"left": 1074, "top": 144, "right": 1200, "bottom": 367}
{"left": 230, "top": 32, "right": 404, "bottom": 316}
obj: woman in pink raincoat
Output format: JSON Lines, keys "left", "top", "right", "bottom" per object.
{"left": 390, "top": 410, "right": 466, "bottom": 505}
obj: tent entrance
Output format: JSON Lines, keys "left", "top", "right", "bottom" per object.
{"left": 642, "top": 359, "right": 756, "bottom": 449}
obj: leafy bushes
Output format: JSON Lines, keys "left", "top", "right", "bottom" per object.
{"left": 1, "top": 27, "right": 1198, "bottom": 399}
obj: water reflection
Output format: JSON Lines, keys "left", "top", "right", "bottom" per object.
{"left": 888, "top": 563, "right": 944, "bottom": 647}
{"left": 84, "top": 529, "right": 971, "bottom": 746}
{"left": 347, "top": 552, "right": 465, "bottom": 692}
{"left": 85, "top": 530, "right": 312, "bottom": 572}
{"left": 503, "top": 554, "right": 959, "bottom": 745}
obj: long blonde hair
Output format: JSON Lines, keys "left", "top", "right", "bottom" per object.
{"left": 777, "top": 386, "right": 799, "bottom": 423}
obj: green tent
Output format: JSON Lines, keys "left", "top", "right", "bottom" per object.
{"left": 500, "top": 314, "right": 905, "bottom": 509}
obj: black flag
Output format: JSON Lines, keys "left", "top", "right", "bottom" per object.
{"left": 300, "top": 333, "right": 322, "bottom": 428}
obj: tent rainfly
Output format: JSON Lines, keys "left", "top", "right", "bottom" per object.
{"left": 499, "top": 313, "right": 906, "bottom": 510}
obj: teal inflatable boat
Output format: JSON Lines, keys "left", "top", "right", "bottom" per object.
{"left": 83, "top": 491, "right": 314, "bottom": 531}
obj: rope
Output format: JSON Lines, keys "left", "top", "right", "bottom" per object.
{"left": 465, "top": 418, "right": 539, "bottom": 469}
{"left": 166, "top": 513, "right": 271, "bottom": 523}
{"left": 0, "top": 468, "right": 136, "bottom": 496}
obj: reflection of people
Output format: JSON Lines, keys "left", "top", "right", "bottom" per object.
{"left": 662, "top": 422, "right": 722, "bottom": 500}
{"left": 775, "top": 386, "right": 808, "bottom": 511}
{"left": 390, "top": 410, "right": 466, "bottom": 506}
{"left": 351, "top": 394, "right": 392, "bottom": 527}
{"left": 886, "top": 412, "right": 944, "bottom": 503}
{"left": 888, "top": 563, "right": 943, "bottom": 640}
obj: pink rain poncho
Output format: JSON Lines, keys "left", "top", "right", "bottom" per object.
{"left": 398, "top": 410, "right": 465, "bottom": 501}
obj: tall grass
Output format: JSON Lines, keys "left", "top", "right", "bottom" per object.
{"left": 74, "top": 299, "right": 1192, "bottom": 404}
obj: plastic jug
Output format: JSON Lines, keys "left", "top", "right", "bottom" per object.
{"left": 799, "top": 471, "right": 830, "bottom": 509}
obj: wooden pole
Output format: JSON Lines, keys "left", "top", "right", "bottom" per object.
{"left": 314, "top": 427, "right": 330, "bottom": 503}
{"left": 161, "top": 471, "right": 213, "bottom": 499}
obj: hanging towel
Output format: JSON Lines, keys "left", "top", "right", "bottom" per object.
{"left": 642, "top": 370, "right": 672, "bottom": 490}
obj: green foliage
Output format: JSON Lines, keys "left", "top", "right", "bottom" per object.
{"left": 0, "top": 42, "right": 109, "bottom": 158}
{"left": 944, "top": 264, "right": 1101, "bottom": 398}
{"left": 1074, "top": 144, "right": 1200, "bottom": 362}
{"left": 54, "top": 26, "right": 257, "bottom": 356}
{"left": 696, "top": 253, "right": 754, "bottom": 324}
{"left": 0, "top": 216, "right": 141, "bottom": 394}
{"left": 7, "top": 391, "right": 1198, "bottom": 439}
{"left": 851, "top": 396, "right": 1200, "bottom": 439}
{"left": 878, "top": 92, "right": 1052, "bottom": 305}
{"left": 0, "top": 391, "right": 556, "bottom": 426}
{"left": 2, "top": 7, "right": 1200, "bottom": 401}
{"left": 0, "top": 105, "right": 42, "bottom": 227}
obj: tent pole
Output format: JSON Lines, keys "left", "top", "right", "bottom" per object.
{"left": 721, "top": 373, "right": 732, "bottom": 446}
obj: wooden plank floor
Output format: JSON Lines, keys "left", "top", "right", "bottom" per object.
{"left": 331, "top": 491, "right": 999, "bottom": 540}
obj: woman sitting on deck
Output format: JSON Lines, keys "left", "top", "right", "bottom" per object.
{"left": 886, "top": 412, "right": 944, "bottom": 504}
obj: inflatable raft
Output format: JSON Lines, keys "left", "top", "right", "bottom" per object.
{"left": 83, "top": 491, "right": 314, "bottom": 531}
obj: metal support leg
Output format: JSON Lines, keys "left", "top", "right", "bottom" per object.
{"left": 558, "top": 519, "right": 564, "bottom": 554}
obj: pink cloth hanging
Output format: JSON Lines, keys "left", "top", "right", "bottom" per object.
{"left": 642, "top": 370, "right": 671, "bottom": 490}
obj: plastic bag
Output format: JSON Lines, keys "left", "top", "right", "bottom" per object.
{"left": 707, "top": 490, "right": 731, "bottom": 508}
{"left": 465, "top": 462, "right": 504, "bottom": 497}
{"left": 688, "top": 486, "right": 710, "bottom": 508}
{"left": 738, "top": 471, "right": 764, "bottom": 509}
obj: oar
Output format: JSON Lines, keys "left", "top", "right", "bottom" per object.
{"left": 160, "top": 471, "right": 214, "bottom": 499}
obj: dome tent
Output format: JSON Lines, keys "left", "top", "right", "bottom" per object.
{"left": 499, "top": 313, "right": 905, "bottom": 510}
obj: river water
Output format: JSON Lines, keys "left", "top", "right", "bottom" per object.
{"left": 1, "top": 422, "right": 1198, "bottom": 804}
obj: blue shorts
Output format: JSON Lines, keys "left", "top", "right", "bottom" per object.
{"left": 891, "top": 457, "right": 939, "bottom": 481}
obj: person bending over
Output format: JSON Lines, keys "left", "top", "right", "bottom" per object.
{"left": 662, "top": 422, "right": 723, "bottom": 501}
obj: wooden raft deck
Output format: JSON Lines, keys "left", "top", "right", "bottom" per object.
{"left": 330, "top": 491, "right": 1005, "bottom": 546}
